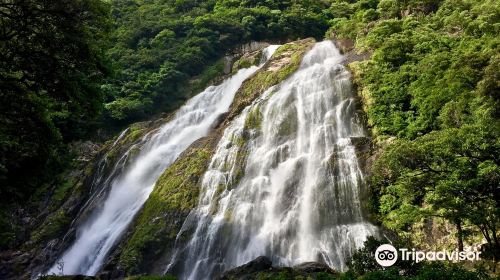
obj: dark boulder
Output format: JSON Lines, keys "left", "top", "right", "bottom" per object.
{"left": 293, "top": 262, "right": 337, "bottom": 274}
{"left": 218, "top": 256, "right": 272, "bottom": 280}
{"left": 218, "top": 256, "right": 338, "bottom": 280}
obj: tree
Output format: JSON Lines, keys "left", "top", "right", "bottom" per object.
{"left": 371, "top": 106, "right": 500, "bottom": 258}
{"left": 0, "top": 0, "right": 111, "bottom": 201}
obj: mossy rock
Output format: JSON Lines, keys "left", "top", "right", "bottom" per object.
{"left": 231, "top": 49, "right": 263, "bottom": 74}
{"left": 117, "top": 140, "right": 214, "bottom": 274}
{"left": 226, "top": 38, "right": 316, "bottom": 123}
{"left": 29, "top": 209, "right": 70, "bottom": 245}
{"left": 347, "top": 61, "right": 380, "bottom": 139}
{"left": 244, "top": 105, "right": 263, "bottom": 131}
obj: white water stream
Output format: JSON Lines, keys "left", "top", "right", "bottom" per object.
{"left": 46, "top": 45, "right": 279, "bottom": 276}
{"left": 166, "top": 41, "right": 378, "bottom": 280}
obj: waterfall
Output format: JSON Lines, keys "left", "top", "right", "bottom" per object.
{"left": 166, "top": 41, "right": 378, "bottom": 280}
{"left": 46, "top": 45, "right": 279, "bottom": 276}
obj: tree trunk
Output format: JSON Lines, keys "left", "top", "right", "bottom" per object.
{"left": 486, "top": 221, "right": 499, "bottom": 262}
{"left": 456, "top": 219, "right": 464, "bottom": 251}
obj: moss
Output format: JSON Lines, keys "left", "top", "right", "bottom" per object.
{"left": 232, "top": 134, "right": 246, "bottom": 148}
{"left": 215, "top": 183, "right": 226, "bottom": 197}
{"left": 233, "top": 57, "right": 253, "bottom": 72}
{"left": 232, "top": 49, "right": 263, "bottom": 74}
{"left": 30, "top": 209, "right": 70, "bottom": 245}
{"left": 101, "top": 121, "right": 153, "bottom": 172}
{"left": 118, "top": 145, "right": 213, "bottom": 274}
{"left": 49, "top": 177, "right": 77, "bottom": 211}
{"left": 244, "top": 105, "right": 263, "bottom": 130}
{"left": 347, "top": 60, "right": 381, "bottom": 140}
{"left": 123, "top": 123, "right": 148, "bottom": 143}
{"left": 227, "top": 38, "right": 316, "bottom": 122}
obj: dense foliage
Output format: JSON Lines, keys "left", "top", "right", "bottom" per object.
{"left": 102, "top": 0, "right": 330, "bottom": 123}
{"left": 342, "top": 237, "right": 493, "bottom": 280}
{"left": 0, "top": 0, "right": 111, "bottom": 202}
{"left": 326, "top": 0, "right": 499, "bottom": 260}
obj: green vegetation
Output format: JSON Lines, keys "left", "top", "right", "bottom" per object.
{"left": 228, "top": 39, "right": 315, "bottom": 120}
{"left": 325, "top": 0, "right": 499, "bottom": 260}
{"left": 0, "top": 0, "right": 111, "bottom": 203}
{"left": 118, "top": 145, "right": 212, "bottom": 274}
{"left": 342, "top": 237, "right": 493, "bottom": 280}
{"left": 29, "top": 209, "right": 70, "bottom": 246}
{"left": 102, "top": 0, "right": 329, "bottom": 124}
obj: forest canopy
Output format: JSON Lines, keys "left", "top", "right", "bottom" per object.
{"left": 0, "top": 0, "right": 111, "bottom": 201}
{"left": 328, "top": 0, "right": 499, "bottom": 259}
{"left": 102, "top": 0, "right": 330, "bottom": 123}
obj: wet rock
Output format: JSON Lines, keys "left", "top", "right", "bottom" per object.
{"left": 223, "top": 55, "right": 234, "bottom": 74}
{"left": 218, "top": 256, "right": 338, "bottom": 280}
{"left": 350, "top": 136, "right": 371, "bottom": 154}
{"left": 334, "top": 38, "right": 354, "bottom": 54}
{"left": 293, "top": 262, "right": 337, "bottom": 274}
{"left": 211, "top": 112, "right": 229, "bottom": 130}
{"left": 219, "top": 256, "right": 272, "bottom": 279}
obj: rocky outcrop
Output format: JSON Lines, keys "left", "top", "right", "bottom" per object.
{"left": 223, "top": 41, "right": 276, "bottom": 74}
{"left": 218, "top": 256, "right": 338, "bottom": 280}
{"left": 218, "top": 256, "right": 272, "bottom": 280}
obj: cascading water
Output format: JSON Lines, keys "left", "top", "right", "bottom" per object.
{"left": 166, "top": 41, "right": 378, "bottom": 280}
{"left": 46, "top": 45, "right": 279, "bottom": 276}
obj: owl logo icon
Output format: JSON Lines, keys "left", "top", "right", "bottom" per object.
{"left": 375, "top": 244, "right": 398, "bottom": 267}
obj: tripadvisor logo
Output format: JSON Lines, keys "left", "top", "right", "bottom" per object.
{"left": 375, "top": 244, "right": 481, "bottom": 267}
{"left": 375, "top": 244, "right": 398, "bottom": 267}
